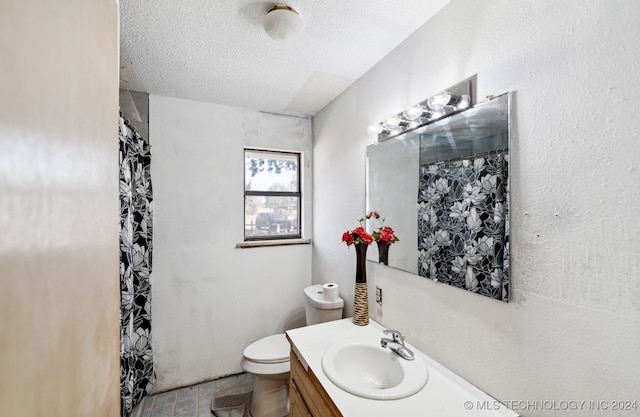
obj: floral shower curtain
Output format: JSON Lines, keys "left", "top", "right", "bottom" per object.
{"left": 119, "top": 112, "right": 155, "bottom": 416}
{"left": 417, "top": 152, "right": 510, "bottom": 301}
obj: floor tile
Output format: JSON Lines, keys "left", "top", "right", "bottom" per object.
{"left": 238, "top": 383, "right": 253, "bottom": 394}
{"left": 236, "top": 373, "right": 255, "bottom": 385}
{"left": 197, "top": 380, "right": 218, "bottom": 394}
{"left": 175, "top": 397, "right": 197, "bottom": 415}
{"left": 176, "top": 412, "right": 197, "bottom": 417}
{"left": 198, "top": 392, "right": 214, "bottom": 409}
{"left": 216, "top": 375, "right": 240, "bottom": 391}
{"left": 150, "top": 404, "right": 174, "bottom": 417}
{"left": 214, "top": 387, "right": 240, "bottom": 399}
{"left": 154, "top": 390, "right": 178, "bottom": 407}
{"left": 177, "top": 386, "right": 197, "bottom": 400}
{"left": 197, "top": 408, "right": 213, "bottom": 417}
{"left": 143, "top": 396, "right": 154, "bottom": 410}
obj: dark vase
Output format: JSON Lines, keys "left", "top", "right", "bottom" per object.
{"left": 353, "top": 243, "right": 369, "bottom": 326}
{"left": 377, "top": 242, "right": 390, "bottom": 265}
{"left": 354, "top": 243, "right": 368, "bottom": 283}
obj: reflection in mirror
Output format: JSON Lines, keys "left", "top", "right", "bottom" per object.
{"left": 366, "top": 93, "right": 511, "bottom": 302}
{"left": 366, "top": 135, "right": 420, "bottom": 273}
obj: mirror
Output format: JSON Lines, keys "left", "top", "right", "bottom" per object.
{"left": 366, "top": 93, "right": 511, "bottom": 301}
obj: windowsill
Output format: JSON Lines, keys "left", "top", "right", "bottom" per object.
{"left": 235, "top": 238, "right": 311, "bottom": 249}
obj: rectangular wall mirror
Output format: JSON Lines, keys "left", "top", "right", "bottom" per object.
{"left": 366, "top": 92, "right": 512, "bottom": 301}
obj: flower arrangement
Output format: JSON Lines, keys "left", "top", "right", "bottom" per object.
{"left": 366, "top": 211, "right": 399, "bottom": 244}
{"left": 341, "top": 225, "right": 373, "bottom": 246}
{"left": 341, "top": 212, "right": 399, "bottom": 246}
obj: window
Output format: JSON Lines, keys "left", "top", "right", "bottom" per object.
{"left": 244, "top": 148, "right": 301, "bottom": 240}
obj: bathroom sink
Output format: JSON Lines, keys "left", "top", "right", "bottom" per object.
{"left": 321, "top": 337, "right": 429, "bottom": 400}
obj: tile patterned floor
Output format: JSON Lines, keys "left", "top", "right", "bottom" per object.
{"left": 138, "top": 373, "right": 255, "bottom": 417}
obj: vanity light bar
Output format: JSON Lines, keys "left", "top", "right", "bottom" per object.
{"left": 370, "top": 80, "right": 472, "bottom": 142}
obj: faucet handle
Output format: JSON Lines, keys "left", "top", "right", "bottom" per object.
{"left": 383, "top": 329, "right": 405, "bottom": 343}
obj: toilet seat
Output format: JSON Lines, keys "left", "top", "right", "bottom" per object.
{"left": 241, "top": 333, "right": 291, "bottom": 377}
{"left": 243, "top": 333, "right": 289, "bottom": 364}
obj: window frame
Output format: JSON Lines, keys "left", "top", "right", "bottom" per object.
{"left": 243, "top": 148, "right": 302, "bottom": 241}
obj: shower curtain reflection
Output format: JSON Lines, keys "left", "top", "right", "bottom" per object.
{"left": 119, "top": 112, "right": 155, "bottom": 416}
{"left": 417, "top": 151, "right": 510, "bottom": 301}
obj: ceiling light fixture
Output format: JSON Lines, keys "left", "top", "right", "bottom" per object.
{"left": 263, "top": 5, "right": 302, "bottom": 41}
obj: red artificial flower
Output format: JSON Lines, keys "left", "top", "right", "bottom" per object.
{"left": 377, "top": 226, "right": 398, "bottom": 244}
{"left": 369, "top": 215, "right": 400, "bottom": 244}
{"left": 341, "top": 231, "right": 355, "bottom": 246}
{"left": 353, "top": 226, "right": 374, "bottom": 244}
{"left": 342, "top": 225, "right": 373, "bottom": 246}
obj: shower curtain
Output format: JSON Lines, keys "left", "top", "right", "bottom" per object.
{"left": 417, "top": 152, "right": 510, "bottom": 301}
{"left": 119, "top": 112, "right": 155, "bottom": 416}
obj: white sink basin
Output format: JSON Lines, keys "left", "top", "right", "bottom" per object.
{"left": 321, "top": 337, "right": 429, "bottom": 400}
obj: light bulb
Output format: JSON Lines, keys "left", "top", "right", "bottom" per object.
{"left": 367, "top": 124, "right": 383, "bottom": 135}
{"left": 427, "top": 91, "right": 452, "bottom": 110}
{"left": 382, "top": 116, "right": 401, "bottom": 129}
{"left": 402, "top": 105, "right": 424, "bottom": 121}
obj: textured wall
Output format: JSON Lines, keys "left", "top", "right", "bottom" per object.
{"left": 313, "top": 1, "right": 640, "bottom": 416}
{"left": 150, "top": 96, "right": 313, "bottom": 391}
{"left": 0, "top": 0, "right": 120, "bottom": 415}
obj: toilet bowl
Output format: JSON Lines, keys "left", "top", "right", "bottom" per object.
{"left": 240, "top": 334, "right": 290, "bottom": 417}
{"left": 240, "top": 284, "right": 344, "bottom": 417}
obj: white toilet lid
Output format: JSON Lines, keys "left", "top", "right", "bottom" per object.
{"left": 243, "top": 333, "right": 289, "bottom": 364}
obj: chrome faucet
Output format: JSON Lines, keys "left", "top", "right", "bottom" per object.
{"left": 380, "top": 329, "right": 415, "bottom": 361}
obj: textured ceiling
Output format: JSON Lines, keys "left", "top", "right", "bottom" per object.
{"left": 120, "top": 1, "right": 450, "bottom": 116}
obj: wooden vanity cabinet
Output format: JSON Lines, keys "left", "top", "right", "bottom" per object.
{"left": 289, "top": 351, "right": 342, "bottom": 417}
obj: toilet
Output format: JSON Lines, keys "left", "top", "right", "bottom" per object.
{"left": 240, "top": 284, "right": 344, "bottom": 417}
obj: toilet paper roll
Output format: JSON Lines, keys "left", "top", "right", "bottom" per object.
{"left": 322, "top": 283, "right": 339, "bottom": 301}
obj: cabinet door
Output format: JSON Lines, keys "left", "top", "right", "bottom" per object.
{"left": 290, "top": 351, "right": 342, "bottom": 417}
{"left": 290, "top": 379, "right": 312, "bottom": 417}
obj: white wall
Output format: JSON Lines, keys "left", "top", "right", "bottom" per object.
{"left": 313, "top": 1, "right": 640, "bottom": 416}
{"left": 0, "top": 0, "right": 120, "bottom": 415}
{"left": 150, "top": 96, "right": 313, "bottom": 391}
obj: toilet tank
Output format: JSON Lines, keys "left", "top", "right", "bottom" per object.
{"left": 303, "top": 284, "right": 344, "bottom": 325}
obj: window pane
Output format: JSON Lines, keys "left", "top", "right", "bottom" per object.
{"left": 245, "top": 196, "right": 300, "bottom": 238}
{"left": 245, "top": 150, "right": 299, "bottom": 192}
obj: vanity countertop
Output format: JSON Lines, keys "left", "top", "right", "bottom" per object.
{"left": 286, "top": 318, "right": 518, "bottom": 417}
